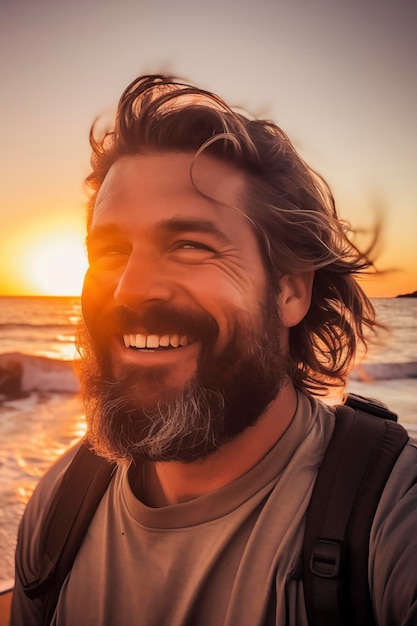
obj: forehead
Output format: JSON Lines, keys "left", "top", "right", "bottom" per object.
{"left": 91, "top": 152, "right": 250, "bottom": 232}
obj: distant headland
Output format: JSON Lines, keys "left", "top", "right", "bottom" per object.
{"left": 396, "top": 290, "right": 417, "bottom": 298}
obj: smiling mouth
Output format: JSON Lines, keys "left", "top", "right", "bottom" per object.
{"left": 123, "top": 333, "right": 191, "bottom": 351}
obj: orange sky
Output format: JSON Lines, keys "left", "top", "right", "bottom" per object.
{"left": 1, "top": 0, "right": 416, "bottom": 298}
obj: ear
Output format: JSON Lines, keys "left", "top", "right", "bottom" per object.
{"left": 277, "top": 272, "right": 314, "bottom": 328}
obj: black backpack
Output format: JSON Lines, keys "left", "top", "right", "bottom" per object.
{"left": 18, "top": 394, "right": 409, "bottom": 626}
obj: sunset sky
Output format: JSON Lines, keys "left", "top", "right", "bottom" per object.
{"left": 1, "top": 0, "right": 416, "bottom": 297}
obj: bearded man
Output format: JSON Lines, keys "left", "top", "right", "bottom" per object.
{"left": 11, "top": 75, "right": 417, "bottom": 626}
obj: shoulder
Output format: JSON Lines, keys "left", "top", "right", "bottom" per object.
{"left": 369, "top": 436, "right": 417, "bottom": 624}
{"left": 11, "top": 442, "right": 84, "bottom": 625}
{"left": 375, "top": 436, "right": 417, "bottom": 510}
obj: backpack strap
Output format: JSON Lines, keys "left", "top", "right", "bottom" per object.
{"left": 302, "top": 394, "right": 409, "bottom": 626}
{"left": 20, "top": 440, "right": 115, "bottom": 625}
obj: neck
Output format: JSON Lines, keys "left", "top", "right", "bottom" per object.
{"left": 134, "top": 381, "right": 298, "bottom": 507}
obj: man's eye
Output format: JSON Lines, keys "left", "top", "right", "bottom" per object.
{"left": 88, "top": 246, "right": 129, "bottom": 263}
{"left": 176, "top": 241, "right": 214, "bottom": 251}
{"left": 169, "top": 240, "right": 216, "bottom": 263}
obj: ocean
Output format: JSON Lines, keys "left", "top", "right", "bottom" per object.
{"left": 0, "top": 295, "right": 416, "bottom": 589}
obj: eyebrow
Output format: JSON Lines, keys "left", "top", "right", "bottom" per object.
{"left": 161, "top": 217, "right": 233, "bottom": 246}
{"left": 85, "top": 224, "right": 124, "bottom": 248}
{"left": 86, "top": 218, "right": 233, "bottom": 247}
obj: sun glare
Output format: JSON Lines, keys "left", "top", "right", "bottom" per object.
{"left": 21, "top": 229, "right": 88, "bottom": 296}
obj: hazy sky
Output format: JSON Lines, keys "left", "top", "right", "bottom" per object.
{"left": 1, "top": 0, "right": 416, "bottom": 296}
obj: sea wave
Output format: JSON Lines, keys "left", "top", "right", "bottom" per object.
{"left": 0, "top": 352, "right": 79, "bottom": 396}
{"left": 350, "top": 362, "right": 417, "bottom": 381}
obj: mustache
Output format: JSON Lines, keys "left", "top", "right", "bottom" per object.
{"left": 94, "top": 303, "right": 219, "bottom": 342}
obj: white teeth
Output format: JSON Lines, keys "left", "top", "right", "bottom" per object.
{"left": 135, "top": 334, "right": 147, "bottom": 348}
{"left": 122, "top": 333, "right": 191, "bottom": 349}
{"left": 160, "top": 335, "right": 170, "bottom": 347}
{"left": 146, "top": 335, "right": 159, "bottom": 349}
{"left": 133, "top": 334, "right": 147, "bottom": 348}
{"left": 170, "top": 335, "right": 180, "bottom": 348}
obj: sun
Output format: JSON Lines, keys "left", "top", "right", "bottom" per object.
{"left": 26, "top": 235, "right": 88, "bottom": 296}
{"left": 21, "top": 228, "right": 88, "bottom": 296}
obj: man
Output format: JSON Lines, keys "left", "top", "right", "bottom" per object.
{"left": 11, "top": 75, "right": 417, "bottom": 625}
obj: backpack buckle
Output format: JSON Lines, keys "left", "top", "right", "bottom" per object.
{"left": 310, "top": 539, "right": 342, "bottom": 578}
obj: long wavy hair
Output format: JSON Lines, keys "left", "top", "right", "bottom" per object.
{"left": 85, "top": 74, "right": 379, "bottom": 393}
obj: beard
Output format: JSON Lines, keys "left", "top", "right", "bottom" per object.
{"left": 76, "top": 295, "right": 289, "bottom": 465}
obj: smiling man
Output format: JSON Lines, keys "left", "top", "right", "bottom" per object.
{"left": 80, "top": 151, "right": 305, "bottom": 473}
{"left": 11, "top": 75, "right": 417, "bottom": 625}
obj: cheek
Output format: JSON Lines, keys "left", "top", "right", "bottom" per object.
{"left": 81, "top": 268, "right": 115, "bottom": 327}
{"left": 192, "top": 263, "right": 262, "bottom": 307}
{"left": 194, "top": 288, "right": 263, "bottom": 352}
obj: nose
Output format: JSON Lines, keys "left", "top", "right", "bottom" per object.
{"left": 114, "top": 252, "right": 175, "bottom": 308}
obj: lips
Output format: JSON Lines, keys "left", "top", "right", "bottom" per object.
{"left": 123, "top": 333, "right": 191, "bottom": 350}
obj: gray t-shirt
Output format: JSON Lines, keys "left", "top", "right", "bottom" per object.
{"left": 11, "top": 392, "right": 417, "bottom": 625}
